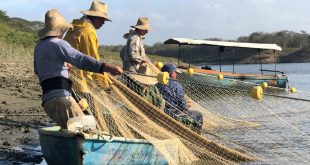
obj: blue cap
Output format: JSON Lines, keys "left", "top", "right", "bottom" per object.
{"left": 161, "top": 64, "right": 176, "bottom": 73}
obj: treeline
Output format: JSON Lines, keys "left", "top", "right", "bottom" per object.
{"left": 0, "top": 10, "right": 43, "bottom": 48}
{"left": 239, "top": 31, "right": 310, "bottom": 49}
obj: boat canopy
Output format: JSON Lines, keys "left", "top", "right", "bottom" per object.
{"left": 164, "top": 38, "right": 282, "bottom": 51}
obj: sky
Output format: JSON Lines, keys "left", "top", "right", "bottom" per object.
{"left": 1, "top": 0, "right": 310, "bottom": 45}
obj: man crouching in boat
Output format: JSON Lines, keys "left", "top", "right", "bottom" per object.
{"left": 34, "top": 9, "right": 123, "bottom": 129}
{"left": 156, "top": 64, "right": 203, "bottom": 134}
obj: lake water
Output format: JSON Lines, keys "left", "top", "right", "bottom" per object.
{"left": 206, "top": 63, "right": 310, "bottom": 164}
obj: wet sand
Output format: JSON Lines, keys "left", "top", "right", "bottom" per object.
{"left": 0, "top": 61, "right": 51, "bottom": 164}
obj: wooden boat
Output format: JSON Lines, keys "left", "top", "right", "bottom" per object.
{"left": 38, "top": 126, "right": 168, "bottom": 165}
{"left": 164, "top": 38, "right": 288, "bottom": 88}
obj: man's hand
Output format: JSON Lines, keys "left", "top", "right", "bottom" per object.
{"left": 141, "top": 59, "right": 147, "bottom": 64}
{"left": 65, "top": 62, "right": 73, "bottom": 71}
{"left": 104, "top": 64, "right": 123, "bottom": 75}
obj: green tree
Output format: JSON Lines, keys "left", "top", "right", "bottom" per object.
{"left": 0, "top": 10, "right": 9, "bottom": 22}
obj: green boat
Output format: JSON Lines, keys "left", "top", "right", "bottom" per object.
{"left": 164, "top": 38, "right": 289, "bottom": 88}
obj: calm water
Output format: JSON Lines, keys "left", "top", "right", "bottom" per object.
{"left": 207, "top": 63, "right": 310, "bottom": 164}
{"left": 209, "top": 62, "right": 310, "bottom": 92}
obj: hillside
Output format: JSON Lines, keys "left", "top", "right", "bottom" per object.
{"left": 0, "top": 10, "right": 43, "bottom": 48}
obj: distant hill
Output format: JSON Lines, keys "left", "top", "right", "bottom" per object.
{"left": 104, "top": 31, "right": 310, "bottom": 65}
{"left": 279, "top": 46, "right": 310, "bottom": 63}
{"left": 0, "top": 10, "right": 43, "bottom": 47}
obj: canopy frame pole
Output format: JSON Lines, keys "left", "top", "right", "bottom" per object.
{"left": 178, "top": 44, "right": 181, "bottom": 67}
{"left": 189, "top": 45, "right": 192, "bottom": 68}
{"left": 232, "top": 48, "right": 235, "bottom": 74}
{"left": 273, "top": 50, "right": 277, "bottom": 76}
{"left": 219, "top": 46, "right": 225, "bottom": 72}
{"left": 258, "top": 49, "right": 263, "bottom": 75}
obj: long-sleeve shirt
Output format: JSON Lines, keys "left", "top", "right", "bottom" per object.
{"left": 122, "top": 31, "right": 146, "bottom": 70}
{"left": 34, "top": 37, "right": 104, "bottom": 102}
{"left": 155, "top": 80, "right": 189, "bottom": 112}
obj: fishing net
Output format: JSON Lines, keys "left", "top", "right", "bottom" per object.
{"left": 70, "top": 59, "right": 310, "bottom": 164}
{"left": 175, "top": 68, "right": 310, "bottom": 164}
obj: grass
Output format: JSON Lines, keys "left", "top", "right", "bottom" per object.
{"left": 0, "top": 40, "right": 33, "bottom": 63}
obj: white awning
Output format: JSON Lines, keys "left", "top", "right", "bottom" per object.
{"left": 164, "top": 38, "right": 282, "bottom": 51}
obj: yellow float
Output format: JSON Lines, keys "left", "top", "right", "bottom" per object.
{"left": 157, "top": 72, "right": 169, "bottom": 85}
{"left": 218, "top": 73, "right": 223, "bottom": 80}
{"left": 261, "top": 82, "right": 268, "bottom": 89}
{"left": 188, "top": 68, "right": 194, "bottom": 76}
{"left": 156, "top": 62, "right": 163, "bottom": 69}
{"left": 250, "top": 86, "right": 263, "bottom": 100}
{"left": 290, "top": 87, "right": 297, "bottom": 93}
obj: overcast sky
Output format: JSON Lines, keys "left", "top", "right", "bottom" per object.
{"left": 1, "top": 0, "right": 310, "bottom": 45}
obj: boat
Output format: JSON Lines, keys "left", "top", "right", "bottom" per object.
{"left": 164, "top": 38, "right": 288, "bottom": 88}
{"left": 38, "top": 126, "right": 168, "bottom": 165}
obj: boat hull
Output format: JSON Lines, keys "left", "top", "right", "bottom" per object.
{"left": 178, "top": 66, "right": 288, "bottom": 88}
{"left": 39, "top": 126, "right": 168, "bottom": 165}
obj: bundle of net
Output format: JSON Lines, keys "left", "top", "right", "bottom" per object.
{"left": 68, "top": 63, "right": 261, "bottom": 164}
{"left": 174, "top": 69, "right": 310, "bottom": 164}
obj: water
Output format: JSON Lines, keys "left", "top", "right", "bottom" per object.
{"left": 207, "top": 63, "right": 310, "bottom": 164}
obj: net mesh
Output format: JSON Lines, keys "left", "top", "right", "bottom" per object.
{"left": 70, "top": 59, "right": 310, "bottom": 164}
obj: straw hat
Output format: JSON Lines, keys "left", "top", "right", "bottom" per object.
{"left": 131, "top": 17, "right": 152, "bottom": 31}
{"left": 81, "top": 1, "right": 111, "bottom": 21}
{"left": 38, "top": 9, "right": 72, "bottom": 39}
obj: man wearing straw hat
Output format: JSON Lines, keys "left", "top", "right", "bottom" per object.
{"left": 34, "top": 9, "right": 123, "bottom": 129}
{"left": 121, "top": 17, "right": 152, "bottom": 73}
{"left": 64, "top": 1, "right": 114, "bottom": 96}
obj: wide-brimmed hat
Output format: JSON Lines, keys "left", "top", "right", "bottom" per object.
{"left": 81, "top": 1, "right": 111, "bottom": 21}
{"left": 130, "top": 17, "right": 152, "bottom": 31}
{"left": 38, "top": 9, "right": 72, "bottom": 39}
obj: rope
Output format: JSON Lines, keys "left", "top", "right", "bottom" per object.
{"left": 265, "top": 93, "right": 310, "bottom": 102}
{"left": 0, "top": 114, "right": 47, "bottom": 117}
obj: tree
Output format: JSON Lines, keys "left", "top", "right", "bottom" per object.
{"left": 0, "top": 10, "right": 8, "bottom": 22}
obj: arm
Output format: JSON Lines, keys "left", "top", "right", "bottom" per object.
{"left": 57, "top": 40, "right": 122, "bottom": 75}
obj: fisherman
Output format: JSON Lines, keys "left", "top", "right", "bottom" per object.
{"left": 64, "top": 1, "right": 114, "bottom": 99}
{"left": 34, "top": 9, "right": 123, "bottom": 129}
{"left": 156, "top": 64, "right": 203, "bottom": 133}
{"left": 121, "top": 17, "right": 152, "bottom": 74}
